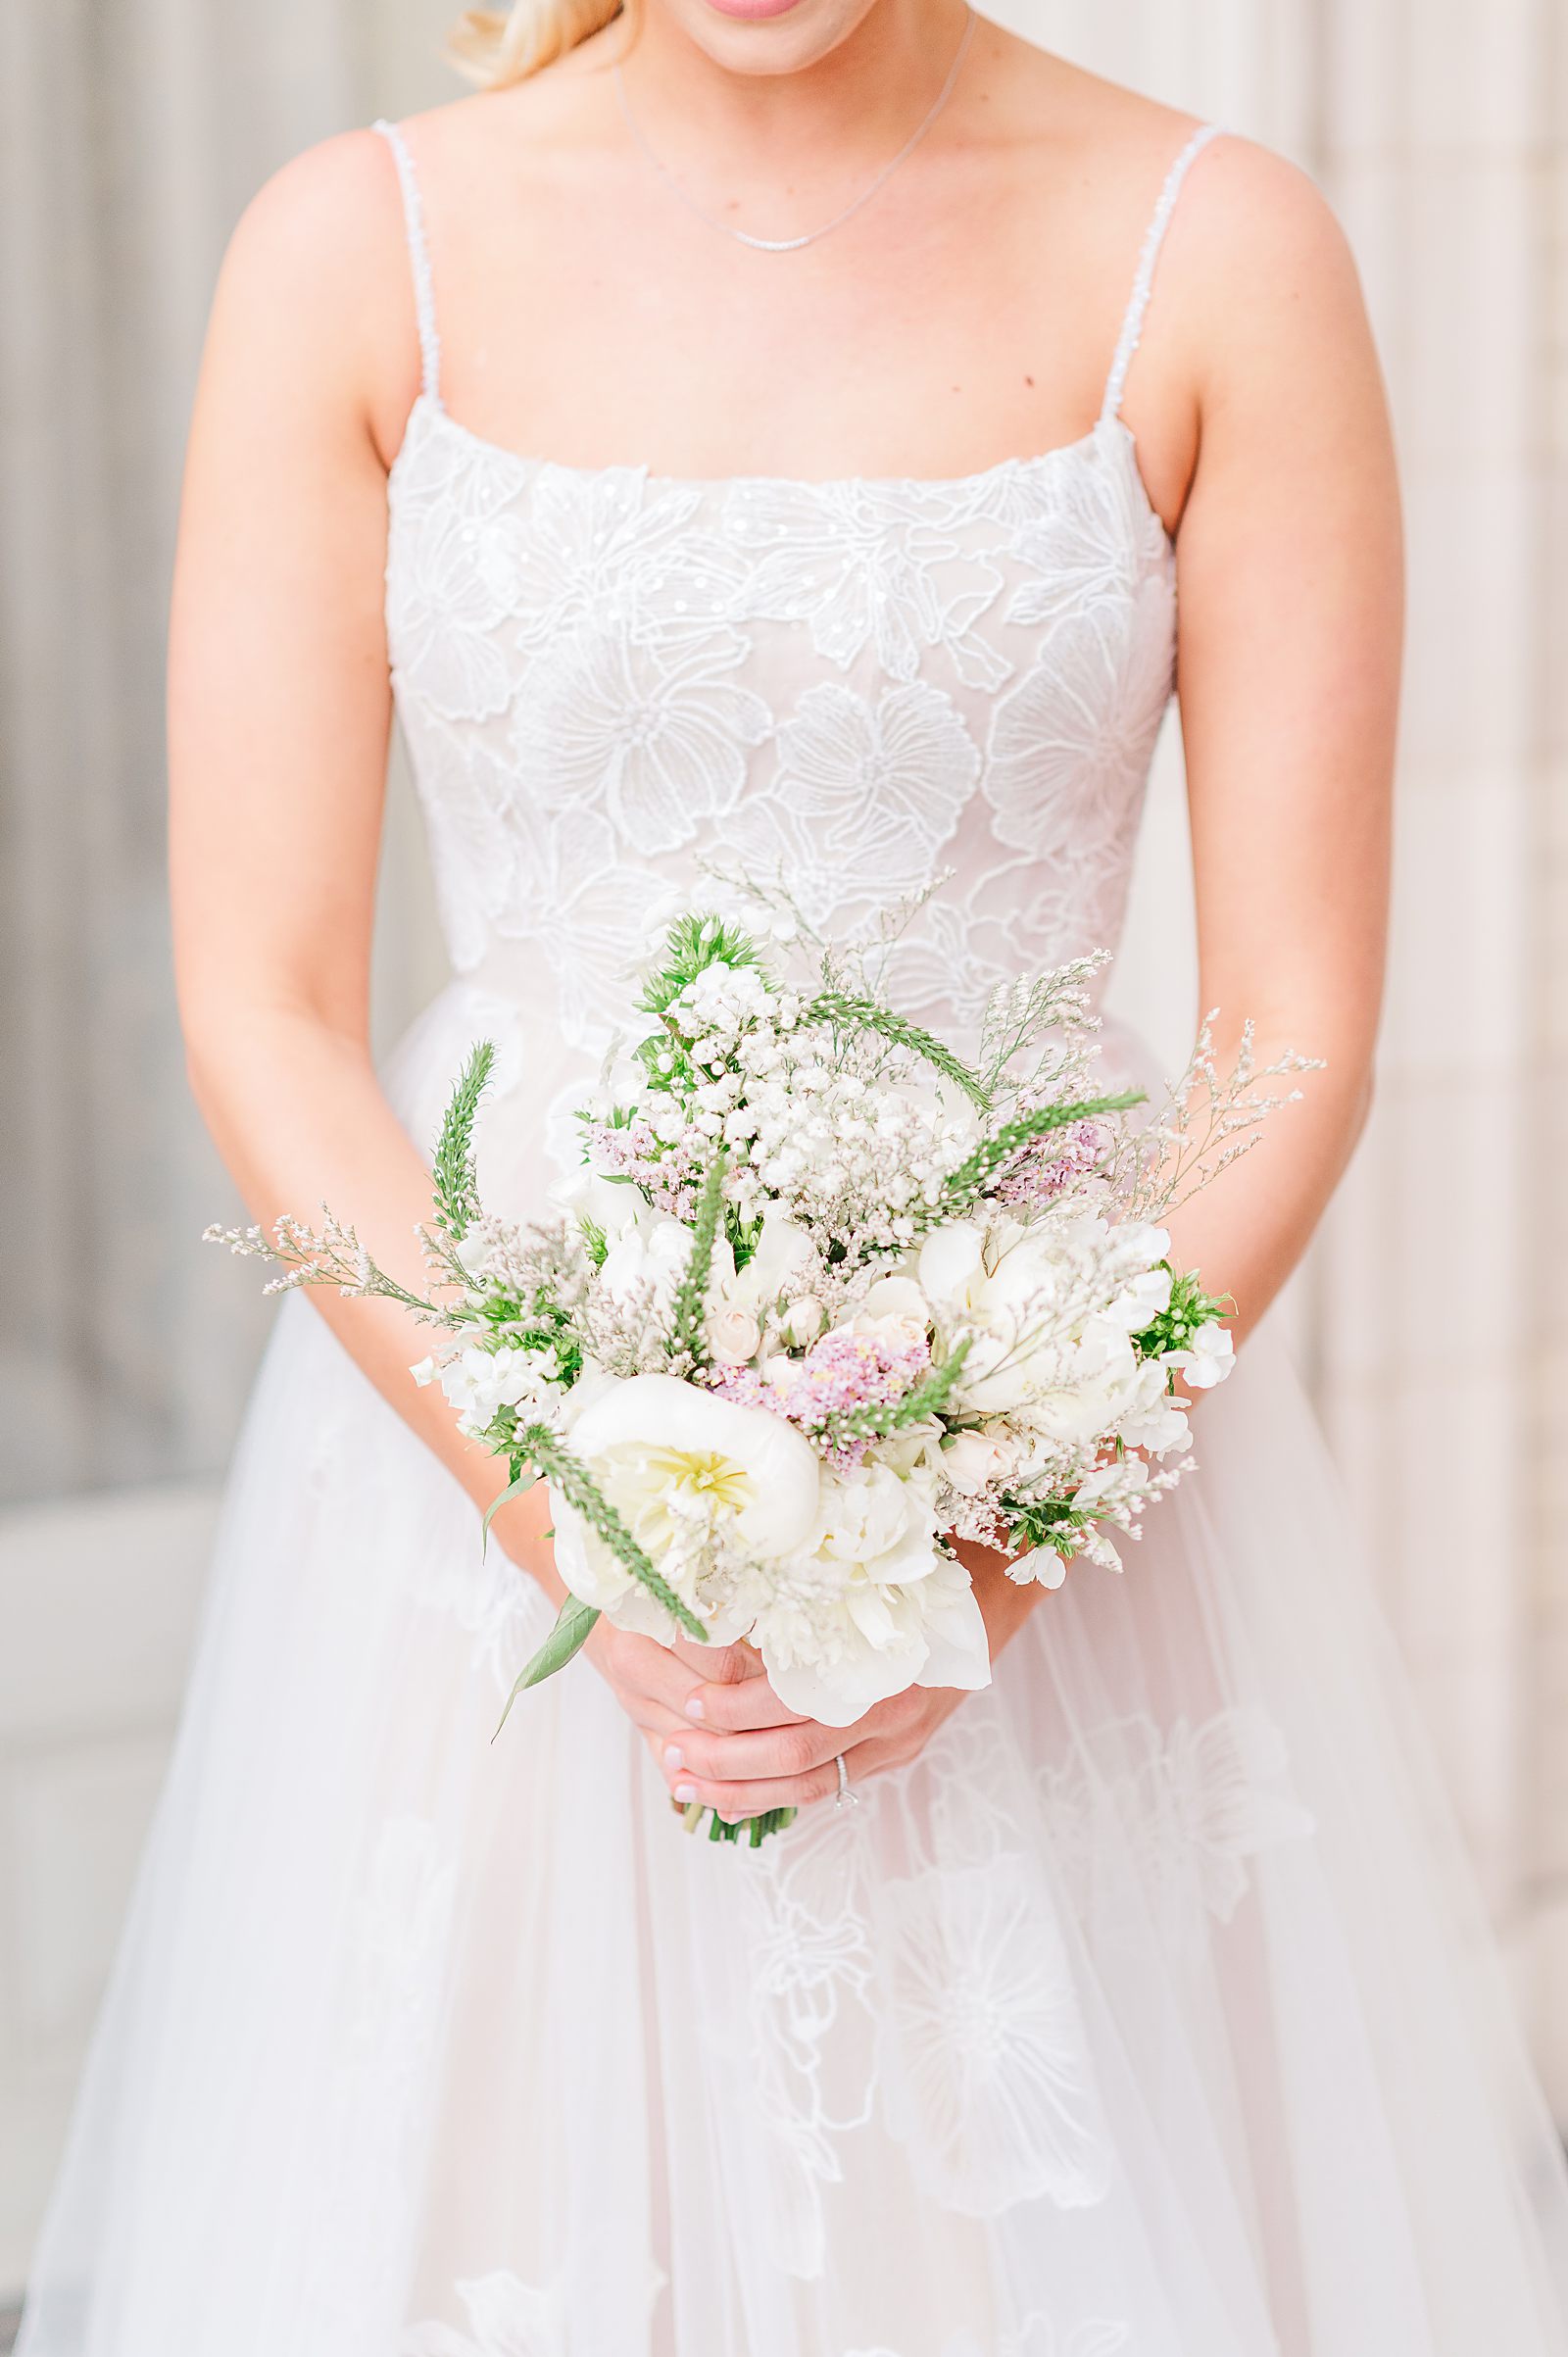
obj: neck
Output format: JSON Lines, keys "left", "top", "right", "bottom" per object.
{"left": 616, "top": 0, "right": 975, "bottom": 178}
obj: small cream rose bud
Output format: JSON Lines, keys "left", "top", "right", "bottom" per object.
{"left": 942, "top": 1430, "right": 1010, "bottom": 1496}
{"left": 706, "top": 1303, "right": 762, "bottom": 1365}
{"left": 779, "top": 1295, "right": 825, "bottom": 1347}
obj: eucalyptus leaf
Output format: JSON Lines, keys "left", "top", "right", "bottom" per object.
{"left": 480, "top": 1468, "right": 534, "bottom": 1556}
{"left": 493, "top": 1596, "right": 601, "bottom": 1740}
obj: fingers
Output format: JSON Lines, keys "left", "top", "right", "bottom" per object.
{"left": 588, "top": 1627, "right": 709, "bottom": 1732}
{"left": 671, "top": 1636, "right": 763, "bottom": 1686}
{"left": 682, "top": 1673, "right": 809, "bottom": 1733}
{"left": 669, "top": 1754, "right": 847, "bottom": 1821}
{"left": 662, "top": 1715, "right": 841, "bottom": 1792}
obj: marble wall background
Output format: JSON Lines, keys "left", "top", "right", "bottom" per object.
{"left": 0, "top": 0, "right": 1562, "bottom": 2296}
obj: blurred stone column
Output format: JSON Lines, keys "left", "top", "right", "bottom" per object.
{"left": 1305, "top": 0, "right": 1565, "bottom": 2114}
{"left": 1000, "top": 0, "right": 1568, "bottom": 2111}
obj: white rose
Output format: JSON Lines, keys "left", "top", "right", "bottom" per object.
{"left": 778, "top": 1295, "right": 825, "bottom": 1347}
{"left": 942, "top": 1428, "right": 1017, "bottom": 1496}
{"left": 706, "top": 1302, "right": 761, "bottom": 1365}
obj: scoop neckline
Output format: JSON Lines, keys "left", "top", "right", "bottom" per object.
{"left": 389, "top": 391, "right": 1174, "bottom": 547}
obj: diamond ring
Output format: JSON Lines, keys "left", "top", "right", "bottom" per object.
{"left": 834, "top": 1753, "right": 858, "bottom": 1810}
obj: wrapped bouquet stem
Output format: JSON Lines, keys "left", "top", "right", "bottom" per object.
{"left": 211, "top": 891, "right": 1313, "bottom": 1847}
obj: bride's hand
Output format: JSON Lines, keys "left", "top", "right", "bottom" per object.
{"left": 581, "top": 1619, "right": 739, "bottom": 1762}
{"left": 658, "top": 1547, "right": 1047, "bottom": 1821}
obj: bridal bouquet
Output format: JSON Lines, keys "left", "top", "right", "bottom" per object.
{"left": 210, "top": 893, "right": 1308, "bottom": 1844}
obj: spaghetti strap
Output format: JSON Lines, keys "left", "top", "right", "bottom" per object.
{"left": 1101, "top": 122, "right": 1224, "bottom": 424}
{"left": 372, "top": 118, "right": 442, "bottom": 406}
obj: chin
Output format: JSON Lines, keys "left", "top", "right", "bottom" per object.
{"left": 644, "top": 0, "right": 882, "bottom": 74}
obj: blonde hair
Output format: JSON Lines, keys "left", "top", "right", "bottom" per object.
{"left": 449, "top": 0, "right": 630, "bottom": 85}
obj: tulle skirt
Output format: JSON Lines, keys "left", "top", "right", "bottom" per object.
{"left": 20, "top": 983, "right": 1568, "bottom": 2356}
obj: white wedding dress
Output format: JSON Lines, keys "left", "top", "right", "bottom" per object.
{"left": 21, "top": 123, "right": 1568, "bottom": 2357}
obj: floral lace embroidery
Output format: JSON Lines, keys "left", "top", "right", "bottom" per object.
{"left": 1040, "top": 1706, "right": 1317, "bottom": 1955}
{"left": 731, "top": 1697, "right": 1313, "bottom": 2266}
{"left": 385, "top": 401, "right": 1177, "bottom": 1067}
{"left": 401, "top": 2271, "right": 562, "bottom": 2357}
{"left": 874, "top": 1851, "right": 1114, "bottom": 2217}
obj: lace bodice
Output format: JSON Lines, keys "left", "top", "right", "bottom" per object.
{"left": 375, "top": 120, "right": 1219, "bottom": 1083}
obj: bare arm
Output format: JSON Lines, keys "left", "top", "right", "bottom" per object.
{"left": 1159, "top": 141, "right": 1400, "bottom": 1331}
{"left": 169, "top": 136, "right": 564, "bottom": 1577}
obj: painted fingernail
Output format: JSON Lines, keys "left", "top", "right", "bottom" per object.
{"left": 662, "top": 1744, "right": 683, "bottom": 1770}
{"left": 673, "top": 1783, "right": 696, "bottom": 1804}
{"left": 685, "top": 1695, "right": 705, "bottom": 1721}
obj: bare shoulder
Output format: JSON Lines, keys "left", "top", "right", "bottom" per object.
{"left": 223, "top": 126, "right": 410, "bottom": 317}
{"left": 211, "top": 129, "right": 419, "bottom": 427}
{"left": 1164, "top": 131, "right": 1365, "bottom": 326}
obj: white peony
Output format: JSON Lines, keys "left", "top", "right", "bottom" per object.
{"left": 858, "top": 1273, "right": 931, "bottom": 1327}
{"left": 750, "top": 1463, "right": 991, "bottom": 1724}
{"left": 918, "top": 1214, "right": 1169, "bottom": 1437}
{"left": 552, "top": 1373, "right": 820, "bottom": 1640}
{"left": 1007, "top": 1316, "right": 1148, "bottom": 1451}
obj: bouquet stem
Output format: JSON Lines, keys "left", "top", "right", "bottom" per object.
{"left": 673, "top": 1798, "right": 797, "bottom": 1847}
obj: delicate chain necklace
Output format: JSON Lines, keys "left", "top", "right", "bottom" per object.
{"left": 612, "top": 10, "right": 977, "bottom": 255}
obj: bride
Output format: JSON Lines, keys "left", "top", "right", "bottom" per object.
{"left": 21, "top": 0, "right": 1568, "bottom": 2350}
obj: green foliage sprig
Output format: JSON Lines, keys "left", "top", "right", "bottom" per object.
{"left": 1133, "top": 1265, "right": 1231, "bottom": 1365}
{"left": 484, "top": 1423, "right": 708, "bottom": 1655}
{"left": 907, "top": 1093, "right": 1144, "bottom": 1241}
{"left": 432, "top": 1040, "right": 496, "bottom": 1244}
{"left": 667, "top": 1153, "right": 729, "bottom": 1366}
{"left": 807, "top": 990, "right": 992, "bottom": 1112}
{"left": 999, "top": 1490, "right": 1090, "bottom": 1563}
{"left": 639, "top": 912, "right": 765, "bottom": 1020}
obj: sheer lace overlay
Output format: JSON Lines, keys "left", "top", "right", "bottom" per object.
{"left": 385, "top": 397, "right": 1175, "bottom": 1056}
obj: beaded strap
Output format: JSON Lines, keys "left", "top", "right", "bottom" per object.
{"left": 372, "top": 119, "right": 442, "bottom": 404}
{"left": 1102, "top": 123, "right": 1224, "bottom": 423}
